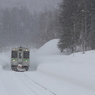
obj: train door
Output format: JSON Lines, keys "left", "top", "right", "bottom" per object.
{"left": 18, "top": 50, "right": 23, "bottom": 64}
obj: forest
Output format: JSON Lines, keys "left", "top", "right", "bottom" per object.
{"left": 1, "top": 0, "right": 95, "bottom": 54}
{"left": 0, "top": 6, "right": 59, "bottom": 49}
{"left": 58, "top": 0, "right": 95, "bottom": 54}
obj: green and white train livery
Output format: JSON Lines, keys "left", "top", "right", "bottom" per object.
{"left": 11, "top": 47, "right": 30, "bottom": 71}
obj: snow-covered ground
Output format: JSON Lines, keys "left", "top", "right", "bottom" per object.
{"left": 0, "top": 39, "right": 95, "bottom": 95}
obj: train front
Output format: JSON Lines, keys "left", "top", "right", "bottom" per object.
{"left": 11, "top": 47, "right": 30, "bottom": 71}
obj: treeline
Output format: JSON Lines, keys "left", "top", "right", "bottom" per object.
{"left": 0, "top": 6, "right": 59, "bottom": 49}
{"left": 58, "top": 0, "right": 95, "bottom": 54}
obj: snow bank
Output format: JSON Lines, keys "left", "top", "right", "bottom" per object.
{"left": 37, "top": 39, "right": 61, "bottom": 55}
{"left": 37, "top": 39, "right": 95, "bottom": 91}
{"left": 37, "top": 56, "right": 95, "bottom": 91}
{"left": 0, "top": 51, "right": 11, "bottom": 70}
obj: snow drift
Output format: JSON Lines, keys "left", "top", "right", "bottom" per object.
{"left": 37, "top": 39, "right": 60, "bottom": 55}
{"left": 0, "top": 39, "right": 94, "bottom": 95}
{"left": 37, "top": 39, "right": 95, "bottom": 92}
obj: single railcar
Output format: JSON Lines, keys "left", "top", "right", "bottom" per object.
{"left": 11, "top": 47, "right": 30, "bottom": 71}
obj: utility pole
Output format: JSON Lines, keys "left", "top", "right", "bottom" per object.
{"left": 82, "top": 0, "right": 87, "bottom": 54}
{"left": 84, "top": 1, "right": 87, "bottom": 53}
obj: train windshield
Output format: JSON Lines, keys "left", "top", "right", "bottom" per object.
{"left": 23, "top": 51, "right": 29, "bottom": 58}
{"left": 11, "top": 51, "right": 18, "bottom": 58}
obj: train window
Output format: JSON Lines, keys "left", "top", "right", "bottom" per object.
{"left": 11, "top": 51, "right": 18, "bottom": 58}
{"left": 23, "top": 51, "right": 29, "bottom": 58}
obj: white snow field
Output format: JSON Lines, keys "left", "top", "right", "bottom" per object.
{"left": 0, "top": 39, "right": 95, "bottom": 95}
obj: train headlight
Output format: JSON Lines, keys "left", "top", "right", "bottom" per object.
{"left": 13, "top": 49, "right": 16, "bottom": 51}
{"left": 25, "top": 60, "right": 28, "bottom": 62}
{"left": 12, "top": 60, "right": 15, "bottom": 62}
{"left": 23, "top": 59, "right": 29, "bottom": 62}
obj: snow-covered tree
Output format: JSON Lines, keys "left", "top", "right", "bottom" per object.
{"left": 58, "top": 0, "right": 95, "bottom": 53}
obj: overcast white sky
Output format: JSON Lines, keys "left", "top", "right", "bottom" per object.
{"left": 0, "top": 0, "right": 62, "bottom": 13}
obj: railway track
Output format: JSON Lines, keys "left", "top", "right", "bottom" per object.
{"left": 15, "top": 72, "right": 56, "bottom": 95}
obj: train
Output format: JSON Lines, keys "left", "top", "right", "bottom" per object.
{"left": 11, "top": 46, "right": 30, "bottom": 71}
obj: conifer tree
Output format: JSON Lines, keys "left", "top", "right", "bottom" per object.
{"left": 58, "top": 0, "right": 95, "bottom": 53}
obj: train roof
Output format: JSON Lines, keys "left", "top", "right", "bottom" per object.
{"left": 12, "top": 47, "right": 29, "bottom": 51}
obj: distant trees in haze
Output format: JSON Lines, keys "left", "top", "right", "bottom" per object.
{"left": 0, "top": 6, "right": 59, "bottom": 49}
{"left": 0, "top": 6, "right": 33, "bottom": 47}
{"left": 38, "top": 9, "right": 59, "bottom": 46}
